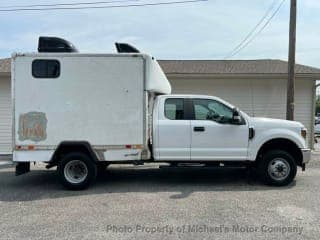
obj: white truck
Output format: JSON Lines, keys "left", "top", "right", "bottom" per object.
{"left": 11, "top": 37, "right": 311, "bottom": 190}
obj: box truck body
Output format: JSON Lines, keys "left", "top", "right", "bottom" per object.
{"left": 12, "top": 53, "right": 171, "bottom": 162}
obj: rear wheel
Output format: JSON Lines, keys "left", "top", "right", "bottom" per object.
{"left": 57, "top": 152, "right": 97, "bottom": 190}
{"left": 258, "top": 150, "right": 297, "bottom": 186}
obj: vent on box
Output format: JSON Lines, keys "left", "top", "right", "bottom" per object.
{"left": 115, "top": 43, "right": 140, "bottom": 53}
{"left": 38, "top": 36, "right": 78, "bottom": 53}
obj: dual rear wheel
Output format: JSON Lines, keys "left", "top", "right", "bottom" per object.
{"left": 57, "top": 153, "right": 97, "bottom": 190}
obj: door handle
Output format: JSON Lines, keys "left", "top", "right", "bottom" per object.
{"left": 194, "top": 126, "right": 205, "bottom": 132}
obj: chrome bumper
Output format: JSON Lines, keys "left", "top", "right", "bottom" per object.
{"left": 301, "top": 148, "right": 311, "bottom": 164}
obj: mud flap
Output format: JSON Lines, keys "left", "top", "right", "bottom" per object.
{"left": 15, "top": 162, "right": 30, "bottom": 176}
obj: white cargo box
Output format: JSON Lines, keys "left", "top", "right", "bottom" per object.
{"left": 12, "top": 53, "right": 171, "bottom": 155}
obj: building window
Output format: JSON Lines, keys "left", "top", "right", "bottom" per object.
{"left": 32, "top": 60, "right": 60, "bottom": 78}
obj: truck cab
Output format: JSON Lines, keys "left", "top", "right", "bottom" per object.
{"left": 153, "top": 95, "right": 248, "bottom": 161}
{"left": 152, "top": 94, "right": 310, "bottom": 186}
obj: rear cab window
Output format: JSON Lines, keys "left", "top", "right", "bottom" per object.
{"left": 164, "top": 98, "right": 184, "bottom": 120}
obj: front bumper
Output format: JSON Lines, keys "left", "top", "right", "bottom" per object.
{"left": 301, "top": 148, "right": 311, "bottom": 164}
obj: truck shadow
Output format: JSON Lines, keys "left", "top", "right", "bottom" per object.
{"left": 0, "top": 166, "right": 295, "bottom": 202}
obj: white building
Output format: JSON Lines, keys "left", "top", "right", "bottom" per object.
{"left": 0, "top": 58, "right": 319, "bottom": 154}
{"left": 0, "top": 58, "right": 11, "bottom": 154}
{"left": 159, "top": 59, "right": 320, "bottom": 148}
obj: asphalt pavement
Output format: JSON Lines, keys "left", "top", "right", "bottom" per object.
{"left": 0, "top": 153, "right": 319, "bottom": 240}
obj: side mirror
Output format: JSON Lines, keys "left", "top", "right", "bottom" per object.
{"left": 232, "top": 108, "right": 242, "bottom": 124}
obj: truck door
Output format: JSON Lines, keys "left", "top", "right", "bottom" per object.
{"left": 156, "top": 98, "right": 191, "bottom": 160}
{"left": 190, "top": 98, "right": 249, "bottom": 161}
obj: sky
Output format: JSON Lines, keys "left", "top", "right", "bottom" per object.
{"left": 0, "top": 0, "right": 319, "bottom": 69}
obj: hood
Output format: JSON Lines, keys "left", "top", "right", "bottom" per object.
{"left": 249, "top": 117, "right": 304, "bottom": 129}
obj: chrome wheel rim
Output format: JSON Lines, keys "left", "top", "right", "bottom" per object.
{"left": 64, "top": 160, "right": 88, "bottom": 184}
{"left": 268, "top": 158, "right": 290, "bottom": 181}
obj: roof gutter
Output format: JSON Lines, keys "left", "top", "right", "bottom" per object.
{"left": 165, "top": 73, "right": 320, "bottom": 80}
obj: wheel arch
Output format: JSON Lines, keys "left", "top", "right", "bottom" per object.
{"left": 50, "top": 141, "right": 99, "bottom": 166}
{"left": 256, "top": 138, "right": 303, "bottom": 167}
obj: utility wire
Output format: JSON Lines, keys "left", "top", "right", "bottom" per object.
{"left": 224, "top": 0, "right": 278, "bottom": 59}
{"left": 225, "top": 0, "right": 286, "bottom": 59}
{"left": 0, "top": 0, "right": 140, "bottom": 9}
{"left": 0, "top": 0, "right": 207, "bottom": 12}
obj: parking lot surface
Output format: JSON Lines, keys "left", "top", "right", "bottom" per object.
{"left": 0, "top": 152, "right": 320, "bottom": 240}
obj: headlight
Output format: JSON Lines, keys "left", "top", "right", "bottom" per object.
{"left": 301, "top": 128, "right": 307, "bottom": 139}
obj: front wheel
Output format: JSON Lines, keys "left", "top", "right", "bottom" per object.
{"left": 258, "top": 150, "right": 297, "bottom": 186}
{"left": 57, "top": 152, "right": 97, "bottom": 190}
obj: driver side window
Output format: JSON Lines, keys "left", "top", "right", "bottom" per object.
{"left": 194, "top": 104, "right": 210, "bottom": 120}
{"left": 193, "top": 99, "right": 233, "bottom": 123}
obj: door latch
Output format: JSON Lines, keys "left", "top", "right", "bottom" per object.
{"left": 194, "top": 126, "right": 205, "bottom": 132}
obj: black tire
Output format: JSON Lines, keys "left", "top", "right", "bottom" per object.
{"left": 97, "top": 162, "right": 109, "bottom": 177}
{"left": 258, "top": 150, "right": 297, "bottom": 186}
{"left": 57, "top": 152, "right": 97, "bottom": 190}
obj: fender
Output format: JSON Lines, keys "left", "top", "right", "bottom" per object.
{"left": 247, "top": 128, "right": 305, "bottom": 161}
{"left": 50, "top": 141, "right": 99, "bottom": 166}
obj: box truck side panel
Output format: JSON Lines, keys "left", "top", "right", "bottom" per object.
{"left": 13, "top": 55, "right": 145, "bottom": 148}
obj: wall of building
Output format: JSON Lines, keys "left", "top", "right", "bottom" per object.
{"left": 0, "top": 76, "right": 12, "bottom": 153}
{"left": 169, "top": 75, "right": 315, "bottom": 147}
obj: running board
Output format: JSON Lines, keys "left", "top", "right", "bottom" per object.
{"left": 159, "top": 162, "right": 247, "bottom": 169}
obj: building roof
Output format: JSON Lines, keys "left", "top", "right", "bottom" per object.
{"left": 1, "top": 58, "right": 320, "bottom": 77}
{"left": 158, "top": 59, "right": 320, "bottom": 75}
